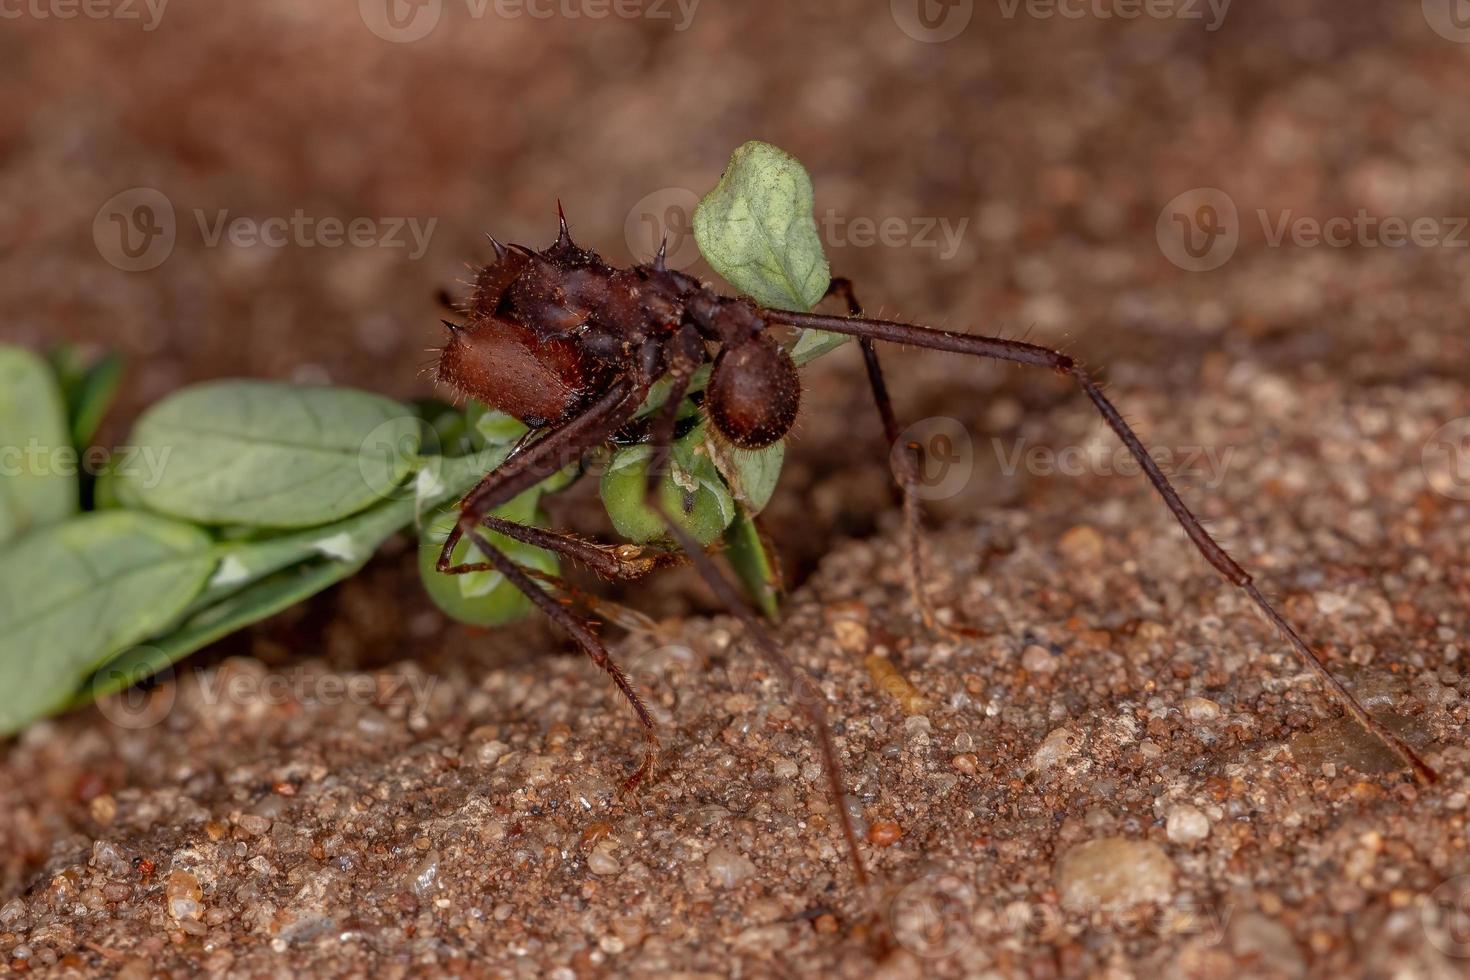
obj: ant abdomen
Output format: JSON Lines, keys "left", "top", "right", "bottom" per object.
{"left": 706, "top": 334, "right": 800, "bottom": 449}
{"left": 438, "top": 316, "right": 606, "bottom": 429}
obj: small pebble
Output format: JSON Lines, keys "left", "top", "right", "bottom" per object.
{"left": 867, "top": 821, "right": 903, "bottom": 847}
{"left": 1056, "top": 838, "right": 1176, "bottom": 909}
{"left": 235, "top": 814, "right": 272, "bottom": 837}
{"left": 407, "top": 850, "right": 440, "bottom": 897}
{"left": 1058, "top": 524, "right": 1105, "bottom": 564}
{"left": 1021, "top": 645, "right": 1058, "bottom": 674}
{"left": 89, "top": 794, "right": 117, "bottom": 826}
{"left": 1165, "top": 804, "right": 1210, "bottom": 845}
{"left": 1228, "top": 912, "right": 1306, "bottom": 978}
{"left": 705, "top": 847, "right": 755, "bottom": 887}
{"left": 1181, "top": 697, "right": 1223, "bottom": 722}
{"left": 587, "top": 842, "right": 621, "bottom": 876}
{"left": 1030, "top": 727, "right": 1084, "bottom": 772}
{"left": 832, "top": 619, "right": 869, "bottom": 653}
{"left": 166, "top": 871, "right": 203, "bottom": 921}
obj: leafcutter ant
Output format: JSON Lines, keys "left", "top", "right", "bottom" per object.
{"left": 433, "top": 206, "right": 1435, "bottom": 890}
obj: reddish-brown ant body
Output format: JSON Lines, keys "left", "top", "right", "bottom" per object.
{"left": 435, "top": 207, "right": 1434, "bottom": 889}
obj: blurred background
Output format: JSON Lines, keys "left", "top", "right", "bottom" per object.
{"left": 3, "top": 0, "right": 1468, "bottom": 641}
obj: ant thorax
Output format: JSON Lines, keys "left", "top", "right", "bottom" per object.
{"left": 436, "top": 223, "right": 708, "bottom": 429}
{"left": 436, "top": 218, "right": 800, "bottom": 450}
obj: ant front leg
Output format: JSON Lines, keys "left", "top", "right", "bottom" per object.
{"left": 478, "top": 516, "right": 685, "bottom": 581}
{"left": 459, "top": 527, "right": 661, "bottom": 793}
{"left": 766, "top": 306, "right": 1436, "bottom": 785}
{"left": 438, "top": 380, "right": 640, "bottom": 580}
{"left": 824, "top": 277, "right": 977, "bottom": 640}
{"left": 437, "top": 377, "right": 663, "bottom": 791}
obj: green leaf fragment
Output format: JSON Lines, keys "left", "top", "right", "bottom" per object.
{"left": 0, "top": 511, "right": 216, "bottom": 733}
{"left": 69, "top": 450, "right": 499, "bottom": 716}
{"left": 708, "top": 437, "right": 784, "bottom": 516}
{"left": 693, "top": 140, "right": 831, "bottom": 313}
{"left": 417, "top": 493, "right": 559, "bottom": 628}
{"left": 600, "top": 424, "right": 736, "bottom": 546}
{"left": 74, "top": 560, "right": 360, "bottom": 708}
{"left": 121, "top": 380, "right": 421, "bottom": 529}
{"left": 48, "top": 346, "right": 125, "bottom": 449}
{"left": 723, "top": 507, "right": 783, "bottom": 620}
{"left": 0, "top": 345, "right": 78, "bottom": 544}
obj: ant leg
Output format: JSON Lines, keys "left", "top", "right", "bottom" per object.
{"left": 437, "top": 378, "right": 644, "bottom": 579}
{"left": 439, "top": 541, "right": 666, "bottom": 635}
{"left": 632, "top": 322, "right": 870, "bottom": 890}
{"left": 643, "top": 324, "right": 706, "bottom": 500}
{"left": 765, "top": 307, "right": 1436, "bottom": 785}
{"left": 461, "top": 526, "right": 660, "bottom": 793}
{"left": 431, "top": 377, "right": 661, "bottom": 790}
{"left": 825, "top": 278, "right": 976, "bottom": 639}
{"left": 479, "top": 516, "right": 686, "bottom": 581}
{"left": 644, "top": 493, "right": 871, "bottom": 891}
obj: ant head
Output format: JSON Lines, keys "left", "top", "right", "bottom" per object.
{"left": 706, "top": 334, "right": 800, "bottom": 450}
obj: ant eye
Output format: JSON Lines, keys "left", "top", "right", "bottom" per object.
{"left": 707, "top": 336, "right": 800, "bottom": 450}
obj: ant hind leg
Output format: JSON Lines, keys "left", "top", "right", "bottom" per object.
{"left": 459, "top": 526, "right": 661, "bottom": 794}
{"left": 825, "top": 277, "right": 979, "bottom": 641}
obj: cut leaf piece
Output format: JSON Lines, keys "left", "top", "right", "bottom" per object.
{"left": 74, "top": 560, "right": 364, "bottom": 710}
{"left": 122, "top": 381, "right": 421, "bottom": 528}
{"left": 48, "top": 346, "right": 125, "bottom": 449}
{"left": 74, "top": 450, "right": 501, "bottom": 711}
{"left": 0, "top": 511, "right": 216, "bottom": 733}
{"left": 417, "top": 494, "right": 559, "bottom": 628}
{"left": 708, "top": 437, "right": 784, "bottom": 516}
{"left": 694, "top": 140, "right": 831, "bottom": 313}
{"left": 0, "top": 345, "right": 78, "bottom": 543}
{"left": 600, "top": 424, "right": 736, "bottom": 546}
{"left": 723, "top": 507, "right": 783, "bottom": 620}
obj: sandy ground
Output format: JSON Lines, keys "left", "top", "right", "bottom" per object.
{"left": 5, "top": 0, "right": 1470, "bottom": 976}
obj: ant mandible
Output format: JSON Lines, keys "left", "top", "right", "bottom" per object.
{"left": 434, "top": 205, "right": 1434, "bottom": 890}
